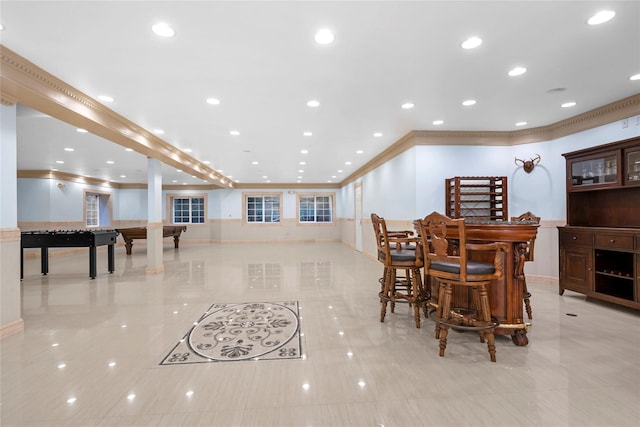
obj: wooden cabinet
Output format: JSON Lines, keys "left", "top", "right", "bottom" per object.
{"left": 559, "top": 228, "right": 593, "bottom": 294}
{"left": 559, "top": 136, "right": 640, "bottom": 310}
{"left": 445, "top": 176, "right": 508, "bottom": 221}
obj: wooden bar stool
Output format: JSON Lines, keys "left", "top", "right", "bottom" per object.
{"left": 371, "top": 213, "right": 429, "bottom": 328}
{"left": 417, "top": 212, "right": 509, "bottom": 362}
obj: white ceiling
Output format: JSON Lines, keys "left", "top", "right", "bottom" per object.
{"left": 2, "top": 1, "right": 639, "bottom": 186}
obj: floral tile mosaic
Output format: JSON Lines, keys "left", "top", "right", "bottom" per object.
{"left": 160, "top": 301, "right": 303, "bottom": 365}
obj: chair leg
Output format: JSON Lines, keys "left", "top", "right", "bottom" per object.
{"left": 434, "top": 280, "right": 445, "bottom": 339}
{"left": 411, "top": 267, "right": 422, "bottom": 328}
{"left": 380, "top": 267, "right": 391, "bottom": 323}
{"left": 438, "top": 283, "right": 453, "bottom": 357}
{"left": 478, "top": 285, "right": 496, "bottom": 362}
{"left": 389, "top": 268, "right": 397, "bottom": 313}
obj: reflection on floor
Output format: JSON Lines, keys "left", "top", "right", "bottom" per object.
{"left": 2, "top": 242, "right": 640, "bottom": 426}
{"left": 160, "top": 301, "right": 303, "bottom": 365}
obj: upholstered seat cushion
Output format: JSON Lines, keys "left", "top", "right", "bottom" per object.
{"left": 430, "top": 260, "right": 495, "bottom": 275}
{"left": 378, "top": 249, "right": 417, "bottom": 262}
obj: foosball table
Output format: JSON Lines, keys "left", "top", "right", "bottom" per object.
{"left": 20, "top": 229, "right": 117, "bottom": 279}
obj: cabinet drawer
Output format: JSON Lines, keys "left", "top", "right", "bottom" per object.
{"left": 560, "top": 230, "right": 593, "bottom": 247}
{"left": 595, "top": 234, "right": 634, "bottom": 250}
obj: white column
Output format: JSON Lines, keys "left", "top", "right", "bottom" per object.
{"left": 0, "top": 104, "right": 24, "bottom": 338}
{"left": 146, "top": 157, "right": 164, "bottom": 274}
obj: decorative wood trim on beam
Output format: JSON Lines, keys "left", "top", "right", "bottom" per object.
{"left": 0, "top": 44, "right": 231, "bottom": 189}
{"left": 17, "top": 170, "right": 223, "bottom": 190}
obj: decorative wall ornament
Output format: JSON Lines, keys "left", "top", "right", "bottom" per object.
{"left": 515, "top": 154, "right": 541, "bottom": 173}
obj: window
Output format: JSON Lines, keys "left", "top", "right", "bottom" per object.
{"left": 84, "top": 190, "right": 112, "bottom": 227}
{"left": 299, "top": 194, "right": 333, "bottom": 223}
{"left": 172, "top": 196, "right": 204, "bottom": 224}
{"left": 246, "top": 195, "right": 280, "bottom": 223}
{"left": 86, "top": 194, "right": 99, "bottom": 227}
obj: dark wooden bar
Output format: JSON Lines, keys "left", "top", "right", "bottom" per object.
{"left": 21, "top": 230, "right": 117, "bottom": 279}
{"left": 115, "top": 226, "right": 187, "bottom": 255}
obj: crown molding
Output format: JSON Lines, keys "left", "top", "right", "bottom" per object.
{"left": 0, "top": 44, "right": 231, "bottom": 189}
{"left": 234, "top": 182, "right": 341, "bottom": 190}
{"left": 4, "top": 44, "right": 638, "bottom": 189}
{"left": 341, "top": 93, "right": 640, "bottom": 186}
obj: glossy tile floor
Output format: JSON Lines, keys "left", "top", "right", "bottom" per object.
{"left": 2, "top": 242, "right": 640, "bottom": 426}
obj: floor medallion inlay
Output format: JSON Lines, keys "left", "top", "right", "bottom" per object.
{"left": 160, "top": 301, "right": 303, "bottom": 365}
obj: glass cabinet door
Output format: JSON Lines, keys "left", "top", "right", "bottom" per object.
{"left": 569, "top": 151, "right": 620, "bottom": 189}
{"left": 624, "top": 148, "right": 640, "bottom": 185}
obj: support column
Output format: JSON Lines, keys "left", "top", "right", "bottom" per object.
{"left": 146, "top": 157, "right": 164, "bottom": 274}
{"left": 0, "top": 104, "right": 24, "bottom": 338}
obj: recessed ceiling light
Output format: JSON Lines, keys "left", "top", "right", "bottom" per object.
{"left": 252, "top": 161, "right": 259, "bottom": 165}
{"left": 345, "top": 161, "right": 352, "bottom": 165}
{"left": 172, "top": 180, "right": 178, "bottom": 183}
{"left": 177, "top": 169, "right": 182, "bottom": 173}
{"left": 203, "top": 160, "right": 211, "bottom": 164}
{"left": 297, "top": 180, "right": 302, "bottom": 183}
{"left": 508, "top": 67, "right": 527, "bottom": 77}
{"left": 299, "top": 161, "right": 306, "bottom": 165}
{"left": 298, "top": 176, "right": 303, "bottom": 179}
{"left": 433, "top": 120, "right": 444, "bottom": 125}
{"left": 373, "top": 132, "right": 383, "bottom": 137}
{"left": 125, "top": 148, "right": 134, "bottom": 152}
{"left": 630, "top": 74, "right": 640, "bottom": 81}
{"left": 356, "top": 150, "right": 364, "bottom": 154}
{"left": 77, "top": 128, "right": 88, "bottom": 133}
{"left": 327, "top": 180, "right": 332, "bottom": 183}
{"left": 64, "top": 147, "right": 74, "bottom": 152}
{"left": 97, "top": 95, "right": 114, "bottom": 102}
{"left": 206, "top": 98, "right": 220, "bottom": 105}
{"left": 106, "top": 161, "right": 114, "bottom": 164}
{"left": 461, "top": 36, "right": 482, "bottom": 49}
{"left": 587, "top": 10, "right": 615, "bottom": 25}
{"left": 230, "top": 130, "right": 240, "bottom": 136}
{"left": 561, "top": 101, "right": 577, "bottom": 108}
{"left": 152, "top": 22, "right": 175, "bottom": 37}
{"left": 307, "top": 100, "right": 320, "bottom": 108}
{"left": 332, "top": 175, "right": 337, "bottom": 179}
{"left": 298, "top": 169, "right": 304, "bottom": 173}
{"left": 401, "top": 103, "right": 414, "bottom": 109}
{"left": 120, "top": 175, "right": 126, "bottom": 178}
{"left": 184, "top": 148, "right": 192, "bottom": 153}
{"left": 55, "top": 160, "right": 64, "bottom": 164}
{"left": 303, "top": 131, "right": 313, "bottom": 136}
{"left": 462, "top": 99, "right": 477, "bottom": 106}
{"left": 337, "top": 169, "right": 343, "bottom": 173}
{"left": 262, "top": 175, "right": 268, "bottom": 179}
{"left": 300, "top": 149, "right": 309, "bottom": 154}
{"left": 0, "top": 24, "right": 5, "bottom": 31}
{"left": 153, "top": 129, "right": 164, "bottom": 134}
{"left": 515, "top": 121, "right": 528, "bottom": 126}
{"left": 315, "top": 29, "right": 335, "bottom": 44}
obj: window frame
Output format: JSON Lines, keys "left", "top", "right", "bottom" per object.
{"left": 243, "top": 192, "right": 283, "bottom": 224}
{"left": 166, "top": 193, "right": 207, "bottom": 225}
{"left": 297, "top": 192, "right": 335, "bottom": 224}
